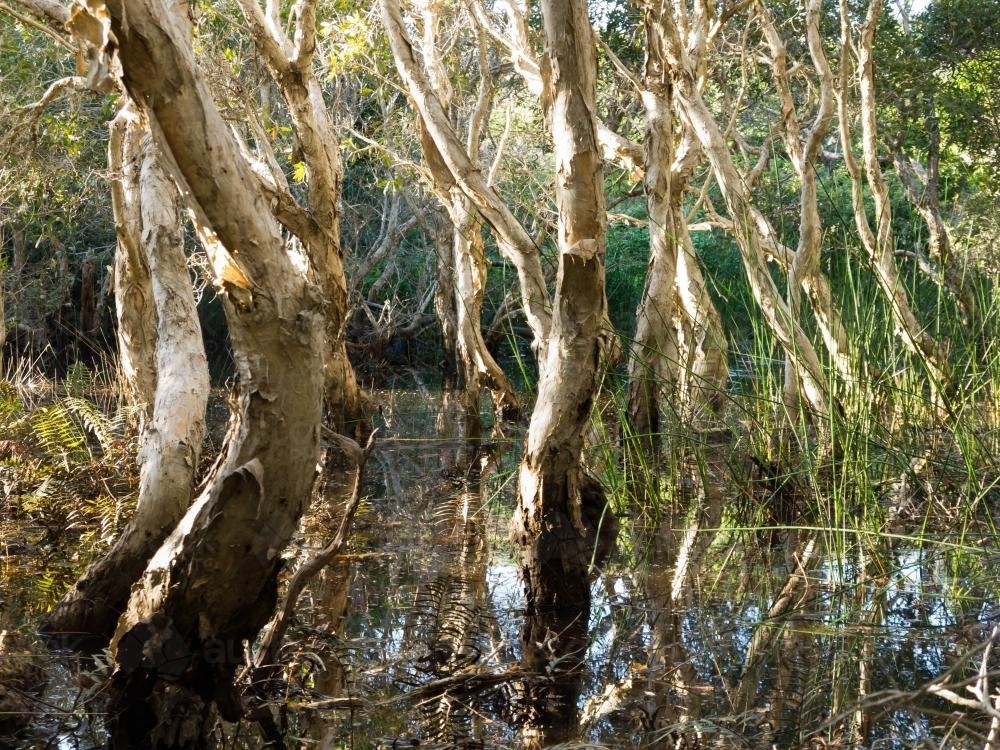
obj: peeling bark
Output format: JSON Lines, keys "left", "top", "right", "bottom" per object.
{"left": 509, "top": 0, "right": 615, "bottom": 744}
{"left": 41, "top": 106, "right": 209, "bottom": 649}
{"left": 234, "top": 0, "right": 369, "bottom": 436}
{"left": 650, "top": 3, "right": 832, "bottom": 417}
{"left": 382, "top": 0, "right": 552, "bottom": 359}
{"left": 838, "top": 0, "right": 949, "bottom": 397}
{"left": 417, "top": 1, "right": 520, "bottom": 422}
{"left": 757, "top": 0, "right": 853, "bottom": 414}
{"left": 59, "top": 0, "right": 331, "bottom": 743}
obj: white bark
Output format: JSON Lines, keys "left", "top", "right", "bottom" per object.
{"left": 42, "top": 104, "right": 210, "bottom": 648}
{"left": 838, "top": 0, "right": 949, "bottom": 393}
{"left": 61, "top": 0, "right": 331, "bottom": 740}
{"left": 418, "top": 0, "right": 520, "bottom": 420}
{"left": 512, "top": 1, "right": 612, "bottom": 744}
{"left": 382, "top": 0, "right": 552, "bottom": 358}
{"left": 756, "top": 0, "right": 853, "bottom": 412}
{"left": 650, "top": 5, "right": 831, "bottom": 417}
{"left": 234, "top": 0, "right": 368, "bottom": 433}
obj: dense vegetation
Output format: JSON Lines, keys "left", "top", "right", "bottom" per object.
{"left": 3, "top": 0, "right": 1000, "bottom": 747}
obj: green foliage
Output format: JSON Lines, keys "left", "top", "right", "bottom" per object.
{"left": 1, "top": 366, "right": 139, "bottom": 620}
{"left": 605, "top": 222, "right": 648, "bottom": 337}
{"left": 29, "top": 403, "right": 90, "bottom": 464}
{"left": 1, "top": 18, "right": 117, "bottom": 371}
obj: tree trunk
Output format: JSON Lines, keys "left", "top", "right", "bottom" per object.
{"left": 432, "top": 206, "right": 462, "bottom": 393}
{"left": 627, "top": 41, "right": 680, "bottom": 470}
{"left": 234, "top": 0, "right": 368, "bottom": 437}
{"left": 414, "top": 3, "right": 520, "bottom": 422}
{"left": 626, "top": 8, "right": 728, "bottom": 501}
{"left": 838, "top": 0, "right": 949, "bottom": 397}
{"left": 66, "top": 0, "right": 331, "bottom": 743}
{"left": 509, "top": 0, "right": 615, "bottom": 745}
{"left": 650, "top": 4, "right": 832, "bottom": 418}
{"left": 40, "top": 106, "right": 210, "bottom": 651}
{"left": 890, "top": 137, "right": 982, "bottom": 345}
{"left": 382, "top": 0, "right": 552, "bottom": 360}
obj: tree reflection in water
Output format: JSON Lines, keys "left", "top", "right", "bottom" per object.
{"left": 15, "top": 389, "right": 1000, "bottom": 748}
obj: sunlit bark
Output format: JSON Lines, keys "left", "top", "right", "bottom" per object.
{"left": 41, "top": 106, "right": 209, "bottom": 649}
{"left": 417, "top": 1, "right": 520, "bottom": 422}
{"left": 626, "top": 3, "right": 729, "bottom": 495}
{"left": 757, "top": 0, "right": 853, "bottom": 414}
{"left": 234, "top": 0, "right": 369, "bottom": 436}
{"left": 383, "top": 0, "right": 552, "bottom": 359}
{"left": 466, "top": 0, "right": 644, "bottom": 176}
{"left": 650, "top": 2, "right": 832, "bottom": 417}
{"left": 59, "top": 0, "right": 332, "bottom": 742}
{"left": 890, "top": 137, "right": 982, "bottom": 343}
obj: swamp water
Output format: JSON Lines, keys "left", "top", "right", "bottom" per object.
{"left": 4, "top": 389, "right": 1000, "bottom": 748}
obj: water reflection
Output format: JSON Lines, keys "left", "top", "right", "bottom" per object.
{"left": 10, "top": 389, "right": 1000, "bottom": 747}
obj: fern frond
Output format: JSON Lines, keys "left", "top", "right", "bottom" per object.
{"left": 30, "top": 403, "right": 90, "bottom": 463}
{"left": 63, "top": 362, "right": 94, "bottom": 397}
{"left": 64, "top": 396, "right": 119, "bottom": 453}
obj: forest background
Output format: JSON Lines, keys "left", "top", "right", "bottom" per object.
{"left": 3, "top": 0, "right": 1000, "bottom": 747}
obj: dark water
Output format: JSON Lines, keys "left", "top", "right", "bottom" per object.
{"left": 5, "top": 389, "right": 1000, "bottom": 748}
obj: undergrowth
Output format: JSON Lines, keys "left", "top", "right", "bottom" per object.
{"left": 0, "top": 363, "right": 139, "bottom": 623}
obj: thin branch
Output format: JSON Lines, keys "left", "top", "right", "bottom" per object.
{"left": 253, "top": 429, "right": 378, "bottom": 670}
{"left": 2, "top": 0, "right": 72, "bottom": 48}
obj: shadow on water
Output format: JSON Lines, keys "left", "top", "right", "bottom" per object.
{"left": 6, "top": 388, "right": 1000, "bottom": 748}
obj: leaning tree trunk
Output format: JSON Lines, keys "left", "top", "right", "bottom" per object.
{"left": 838, "top": 0, "right": 949, "bottom": 399}
{"left": 234, "top": 0, "right": 368, "bottom": 437}
{"left": 509, "top": 0, "right": 616, "bottom": 745}
{"left": 652, "top": 5, "right": 832, "bottom": 418}
{"left": 40, "top": 105, "right": 210, "bottom": 650}
{"left": 67, "top": 0, "right": 335, "bottom": 745}
{"left": 416, "top": 2, "right": 520, "bottom": 423}
{"left": 382, "top": 0, "right": 552, "bottom": 360}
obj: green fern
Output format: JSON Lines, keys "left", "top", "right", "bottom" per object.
{"left": 63, "top": 361, "right": 94, "bottom": 397}
{"left": 30, "top": 403, "right": 90, "bottom": 463}
{"left": 0, "top": 381, "right": 23, "bottom": 422}
{"left": 64, "top": 396, "right": 122, "bottom": 454}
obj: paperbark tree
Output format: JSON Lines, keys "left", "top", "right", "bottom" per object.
{"left": 40, "top": 105, "right": 210, "bottom": 648}
{"left": 837, "top": 0, "right": 950, "bottom": 402}
{"left": 232, "top": 0, "right": 369, "bottom": 436}
{"left": 382, "top": 0, "right": 552, "bottom": 361}
{"left": 625, "top": 2, "right": 729, "bottom": 489}
{"left": 415, "top": 0, "right": 520, "bottom": 423}
{"left": 509, "top": 0, "right": 614, "bottom": 744}
{"left": 648, "top": 0, "right": 833, "bottom": 418}
{"left": 757, "top": 0, "right": 854, "bottom": 416}
{"left": 57, "top": 0, "right": 345, "bottom": 743}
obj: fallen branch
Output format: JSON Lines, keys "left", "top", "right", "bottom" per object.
{"left": 296, "top": 667, "right": 534, "bottom": 711}
{"left": 253, "top": 428, "right": 378, "bottom": 670}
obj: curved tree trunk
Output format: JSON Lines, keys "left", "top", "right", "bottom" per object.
{"left": 40, "top": 105, "right": 209, "bottom": 650}
{"left": 650, "top": 5, "right": 832, "bottom": 418}
{"left": 757, "top": 0, "right": 852, "bottom": 418}
{"left": 234, "top": 0, "right": 369, "bottom": 437}
{"left": 416, "top": 3, "right": 520, "bottom": 423}
{"left": 63, "top": 0, "right": 336, "bottom": 744}
{"left": 838, "top": 0, "right": 949, "bottom": 399}
{"left": 382, "top": 0, "right": 552, "bottom": 360}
